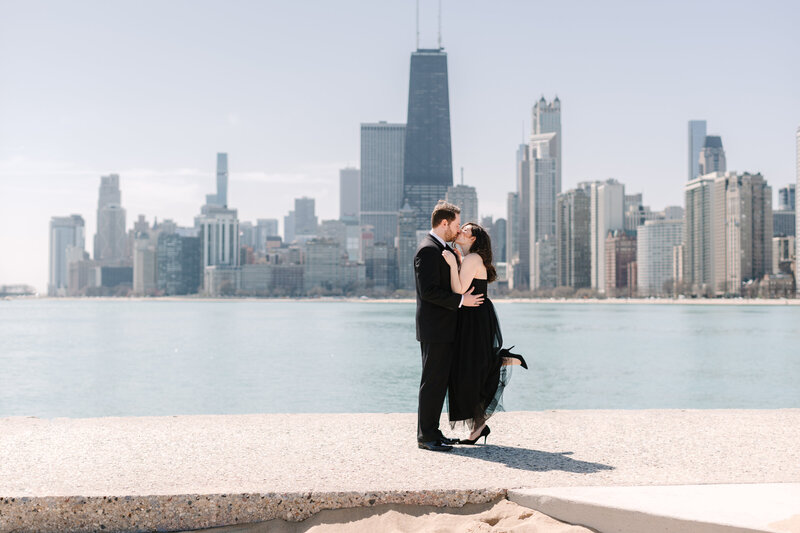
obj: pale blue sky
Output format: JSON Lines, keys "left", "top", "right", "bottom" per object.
{"left": 1, "top": 0, "right": 798, "bottom": 291}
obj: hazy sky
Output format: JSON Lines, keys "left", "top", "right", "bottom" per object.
{"left": 1, "top": 0, "right": 799, "bottom": 292}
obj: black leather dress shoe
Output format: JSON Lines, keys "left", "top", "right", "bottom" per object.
{"left": 439, "top": 436, "right": 459, "bottom": 445}
{"left": 417, "top": 440, "right": 453, "bottom": 452}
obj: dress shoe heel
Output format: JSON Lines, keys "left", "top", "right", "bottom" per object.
{"left": 501, "top": 346, "right": 528, "bottom": 369}
{"left": 459, "top": 425, "right": 490, "bottom": 445}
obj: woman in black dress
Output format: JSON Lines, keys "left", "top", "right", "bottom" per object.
{"left": 441, "top": 222, "right": 526, "bottom": 444}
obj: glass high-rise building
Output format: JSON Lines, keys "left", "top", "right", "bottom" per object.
{"left": 360, "top": 122, "right": 405, "bottom": 244}
{"left": 529, "top": 134, "right": 558, "bottom": 238}
{"left": 157, "top": 230, "right": 202, "bottom": 295}
{"left": 778, "top": 184, "right": 795, "bottom": 211}
{"left": 48, "top": 215, "right": 85, "bottom": 296}
{"left": 492, "top": 218, "right": 507, "bottom": 268}
{"left": 339, "top": 167, "right": 361, "bottom": 222}
{"left": 284, "top": 211, "right": 295, "bottom": 244}
{"left": 590, "top": 179, "right": 625, "bottom": 293}
{"left": 528, "top": 97, "right": 562, "bottom": 289}
{"left": 445, "top": 184, "right": 478, "bottom": 224}
{"left": 514, "top": 144, "right": 530, "bottom": 290}
{"left": 203, "top": 153, "right": 229, "bottom": 209}
{"left": 773, "top": 211, "right": 795, "bottom": 237}
{"left": 94, "top": 174, "right": 127, "bottom": 264}
{"left": 506, "top": 191, "right": 519, "bottom": 287}
{"left": 293, "top": 197, "right": 318, "bottom": 238}
{"left": 532, "top": 96, "right": 561, "bottom": 190}
{"left": 699, "top": 136, "right": 726, "bottom": 176}
{"left": 688, "top": 120, "right": 707, "bottom": 180}
{"left": 796, "top": 127, "right": 800, "bottom": 294}
{"left": 397, "top": 201, "right": 417, "bottom": 290}
{"left": 216, "top": 153, "right": 228, "bottom": 207}
{"left": 255, "top": 219, "right": 279, "bottom": 253}
{"left": 403, "top": 48, "right": 453, "bottom": 230}
{"left": 529, "top": 133, "right": 559, "bottom": 290}
{"left": 556, "top": 186, "right": 591, "bottom": 289}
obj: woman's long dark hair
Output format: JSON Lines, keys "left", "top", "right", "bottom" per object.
{"left": 463, "top": 222, "right": 497, "bottom": 283}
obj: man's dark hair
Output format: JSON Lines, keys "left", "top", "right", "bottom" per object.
{"left": 430, "top": 200, "right": 460, "bottom": 228}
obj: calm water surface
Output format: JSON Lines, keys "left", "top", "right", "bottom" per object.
{"left": 1, "top": 299, "right": 798, "bottom": 418}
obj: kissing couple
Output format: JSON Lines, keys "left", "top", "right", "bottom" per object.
{"left": 415, "top": 200, "right": 527, "bottom": 452}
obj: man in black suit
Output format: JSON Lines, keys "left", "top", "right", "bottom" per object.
{"left": 415, "top": 201, "right": 484, "bottom": 452}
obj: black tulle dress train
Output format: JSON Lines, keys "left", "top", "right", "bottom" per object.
{"left": 447, "top": 278, "right": 512, "bottom": 430}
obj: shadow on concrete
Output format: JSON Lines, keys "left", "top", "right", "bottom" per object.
{"left": 451, "top": 445, "right": 615, "bottom": 474}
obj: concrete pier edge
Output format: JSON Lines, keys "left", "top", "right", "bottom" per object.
{"left": 0, "top": 489, "right": 507, "bottom": 532}
{"left": 3, "top": 410, "right": 799, "bottom": 532}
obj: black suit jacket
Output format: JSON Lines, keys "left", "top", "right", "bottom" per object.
{"left": 414, "top": 234, "right": 462, "bottom": 343}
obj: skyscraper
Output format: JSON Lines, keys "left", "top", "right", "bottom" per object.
{"left": 688, "top": 120, "right": 707, "bottom": 180}
{"left": 206, "top": 153, "right": 229, "bottom": 207}
{"left": 556, "top": 185, "right": 591, "bottom": 289}
{"left": 48, "top": 215, "right": 85, "bottom": 296}
{"left": 529, "top": 131, "right": 558, "bottom": 289}
{"left": 513, "top": 144, "right": 530, "bottom": 290}
{"left": 284, "top": 211, "right": 295, "bottom": 244}
{"left": 712, "top": 172, "right": 772, "bottom": 295}
{"left": 198, "top": 210, "right": 240, "bottom": 270}
{"left": 699, "top": 136, "right": 726, "bottom": 176}
{"left": 492, "top": 218, "right": 507, "bottom": 268}
{"left": 446, "top": 184, "right": 478, "bottom": 224}
{"left": 94, "top": 174, "right": 127, "bottom": 264}
{"left": 216, "top": 153, "right": 228, "bottom": 207}
{"left": 293, "top": 197, "right": 318, "bottom": 238}
{"left": 339, "top": 167, "right": 361, "bottom": 223}
{"left": 132, "top": 217, "right": 158, "bottom": 296}
{"left": 303, "top": 238, "right": 343, "bottom": 293}
{"left": 529, "top": 132, "right": 558, "bottom": 242}
{"left": 397, "top": 201, "right": 417, "bottom": 290}
{"left": 157, "top": 229, "right": 202, "bottom": 295}
{"left": 684, "top": 173, "right": 717, "bottom": 294}
{"left": 605, "top": 230, "right": 637, "bottom": 298}
{"left": 637, "top": 219, "right": 684, "bottom": 297}
{"left": 528, "top": 97, "right": 561, "bottom": 290}
{"left": 590, "top": 179, "right": 625, "bottom": 293}
{"left": 773, "top": 210, "right": 795, "bottom": 237}
{"left": 403, "top": 48, "right": 453, "bottom": 230}
{"left": 532, "top": 96, "right": 561, "bottom": 190}
{"left": 360, "top": 122, "right": 405, "bottom": 244}
{"left": 506, "top": 191, "right": 519, "bottom": 287}
{"left": 796, "top": 127, "right": 800, "bottom": 294}
{"left": 778, "top": 184, "right": 795, "bottom": 211}
{"left": 255, "top": 219, "right": 279, "bottom": 253}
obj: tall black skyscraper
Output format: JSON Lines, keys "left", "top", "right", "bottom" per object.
{"left": 403, "top": 49, "right": 453, "bottom": 230}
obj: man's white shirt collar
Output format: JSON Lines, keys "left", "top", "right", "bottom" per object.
{"left": 429, "top": 230, "right": 448, "bottom": 248}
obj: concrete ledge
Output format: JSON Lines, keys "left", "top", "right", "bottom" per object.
{"left": 2, "top": 411, "right": 799, "bottom": 532}
{"left": 509, "top": 484, "right": 800, "bottom": 533}
{"left": 0, "top": 489, "right": 505, "bottom": 533}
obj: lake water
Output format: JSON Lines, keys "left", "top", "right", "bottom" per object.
{"left": 1, "top": 299, "right": 799, "bottom": 418}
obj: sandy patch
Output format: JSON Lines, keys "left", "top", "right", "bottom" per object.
{"left": 771, "top": 514, "right": 800, "bottom": 533}
{"left": 199, "top": 499, "right": 595, "bottom": 532}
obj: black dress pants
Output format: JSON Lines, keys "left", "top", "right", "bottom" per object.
{"left": 417, "top": 341, "right": 454, "bottom": 442}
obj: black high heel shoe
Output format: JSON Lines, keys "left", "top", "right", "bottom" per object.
{"left": 459, "top": 425, "right": 490, "bottom": 445}
{"left": 500, "top": 346, "right": 528, "bottom": 369}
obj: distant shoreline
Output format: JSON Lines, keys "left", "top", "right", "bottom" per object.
{"left": 10, "top": 295, "right": 800, "bottom": 305}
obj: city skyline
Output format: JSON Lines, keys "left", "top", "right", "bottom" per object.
{"left": 2, "top": 1, "right": 799, "bottom": 291}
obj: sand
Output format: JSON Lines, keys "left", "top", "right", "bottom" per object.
{"left": 197, "top": 499, "right": 595, "bottom": 533}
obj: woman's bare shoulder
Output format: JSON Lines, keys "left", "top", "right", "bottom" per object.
{"left": 463, "top": 253, "right": 482, "bottom": 264}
